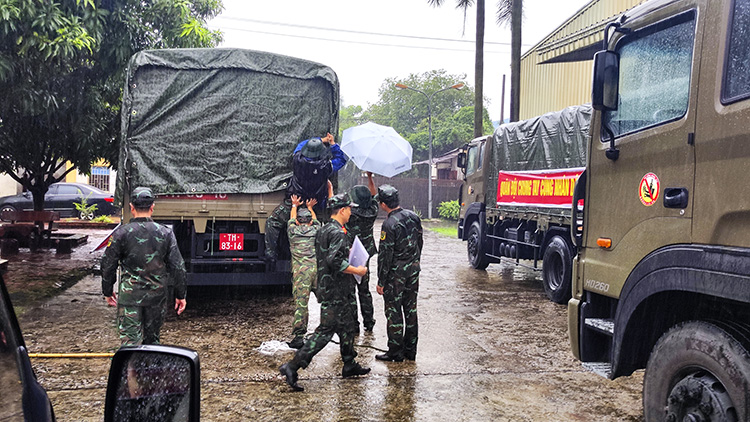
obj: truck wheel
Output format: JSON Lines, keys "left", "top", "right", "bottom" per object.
{"left": 644, "top": 320, "right": 750, "bottom": 422}
{"left": 542, "top": 235, "right": 572, "bottom": 304}
{"left": 467, "top": 221, "right": 490, "bottom": 270}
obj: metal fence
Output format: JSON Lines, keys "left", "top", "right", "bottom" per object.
{"left": 357, "top": 175, "right": 462, "bottom": 219}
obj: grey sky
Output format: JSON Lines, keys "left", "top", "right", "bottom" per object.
{"left": 208, "top": 0, "right": 591, "bottom": 122}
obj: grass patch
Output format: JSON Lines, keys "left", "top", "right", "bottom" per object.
{"left": 428, "top": 225, "right": 458, "bottom": 238}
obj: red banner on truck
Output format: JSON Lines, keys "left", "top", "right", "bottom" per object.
{"left": 496, "top": 167, "right": 584, "bottom": 208}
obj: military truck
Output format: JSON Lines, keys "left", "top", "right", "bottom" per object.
{"left": 570, "top": 0, "right": 750, "bottom": 420}
{"left": 116, "top": 48, "right": 339, "bottom": 286}
{"left": 457, "top": 104, "right": 591, "bottom": 303}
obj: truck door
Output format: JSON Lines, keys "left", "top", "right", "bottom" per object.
{"left": 463, "top": 139, "right": 487, "bottom": 205}
{"left": 584, "top": 2, "right": 704, "bottom": 298}
{"left": 692, "top": 0, "right": 750, "bottom": 248}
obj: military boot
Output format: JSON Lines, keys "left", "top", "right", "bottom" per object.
{"left": 342, "top": 361, "right": 371, "bottom": 378}
{"left": 279, "top": 362, "right": 304, "bottom": 391}
{"left": 375, "top": 351, "right": 404, "bottom": 362}
{"left": 287, "top": 336, "right": 304, "bottom": 349}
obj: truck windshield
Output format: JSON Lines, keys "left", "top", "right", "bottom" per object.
{"left": 466, "top": 144, "right": 480, "bottom": 176}
{"left": 603, "top": 12, "right": 696, "bottom": 139}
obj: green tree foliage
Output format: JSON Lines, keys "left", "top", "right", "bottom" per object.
{"left": 360, "top": 70, "right": 492, "bottom": 164}
{"left": 0, "top": 0, "right": 223, "bottom": 210}
{"left": 338, "top": 104, "right": 363, "bottom": 138}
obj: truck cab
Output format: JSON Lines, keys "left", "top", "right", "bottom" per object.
{"left": 571, "top": 0, "right": 750, "bottom": 419}
{"left": 457, "top": 136, "right": 490, "bottom": 241}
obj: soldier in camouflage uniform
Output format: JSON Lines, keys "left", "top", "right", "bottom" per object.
{"left": 287, "top": 194, "right": 322, "bottom": 349}
{"left": 102, "top": 187, "right": 187, "bottom": 346}
{"left": 279, "top": 193, "right": 369, "bottom": 392}
{"left": 375, "top": 185, "right": 423, "bottom": 362}
{"left": 345, "top": 172, "right": 378, "bottom": 332}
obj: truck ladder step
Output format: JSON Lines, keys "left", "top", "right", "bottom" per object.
{"left": 581, "top": 362, "right": 612, "bottom": 379}
{"left": 584, "top": 318, "right": 614, "bottom": 336}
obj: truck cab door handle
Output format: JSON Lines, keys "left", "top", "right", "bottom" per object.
{"left": 663, "top": 187, "right": 688, "bottom": 209}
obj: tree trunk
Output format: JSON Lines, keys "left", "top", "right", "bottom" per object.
{"left": 510, "top": 0, "right": 522, "bottom": 122}
{"left": 29, "top": 181, "right": 49, "bottom": 212}
{"left": 474, "top": 0, "right": 485, "bottom": 137}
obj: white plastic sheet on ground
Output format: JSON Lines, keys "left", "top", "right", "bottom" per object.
{"left": 256, "top": 340, "right": 294, "bottom": 355}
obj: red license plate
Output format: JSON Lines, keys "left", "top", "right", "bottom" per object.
{"left": 219, "top": 233, "right": 244, "bottom": 251}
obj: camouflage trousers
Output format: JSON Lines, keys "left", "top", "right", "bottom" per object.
{"left": 382, "top": 275, "right": 419, "bottom": 357}
{"left": 264, "top": 200, "right": 292, "bottom": 261}
{"left": 291, "top": 257, "right": 317, "bottom": 339}
{"left": 355, "top": 261, "right": 375, "bottom": 329}
{"left": 117, "top": 303, "right": 166, "bottom": 346}
{"left": 293, "top": 293, "right": 358, "bottom": 368}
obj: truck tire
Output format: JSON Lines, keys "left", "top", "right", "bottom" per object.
{"left": 644, "top": 320, "right": 750, "bottom": 422}
{"left": 467, "top": 221, "right": 490, "bottom": 270}
{"left": 542, "top": 235, "right": 572, "bottom": 304}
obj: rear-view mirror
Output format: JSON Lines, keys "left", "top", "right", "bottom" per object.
{"left": 592, "top": 50, "right": 619, "bottom": 111}
{"left": 104, "top": 345, "right": 200, "bottom": 422}
{"left": 457, "top": 152, "right": 467, "bottom": 169}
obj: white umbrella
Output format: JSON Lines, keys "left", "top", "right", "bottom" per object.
{"left": 340, "top": 122, "right": 413, "bottom": 178}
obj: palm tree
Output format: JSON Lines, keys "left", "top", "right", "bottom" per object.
{"left": 428, "top": 0, "right": 523, "bottom": 124}
{"left": 498, "top": 0, "right": 522, "bottom": 122}
{"left": 428, "top": 0, "right": 484, "bottom": 137}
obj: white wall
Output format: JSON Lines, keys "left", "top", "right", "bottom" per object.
{"left": 0, "top": 174, "right": 19, "bottom": 197}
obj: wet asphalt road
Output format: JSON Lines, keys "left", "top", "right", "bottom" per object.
{"left": 18, "top": 225, "right": 644, "bottom": 421}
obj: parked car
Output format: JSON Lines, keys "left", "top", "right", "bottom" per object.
{"left": 0, "top": 269, "right": 200, "bottom": 421}
{"left": 0, "top": 182, "right": 117, "bottom": 220}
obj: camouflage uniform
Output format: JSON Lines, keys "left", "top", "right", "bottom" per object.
{"left": 102, "top": 217, "right": 186, "bottom": 346}
{"left": 292, "top": 219, "right": 359, "bottom": 367}
{"left": 345, "top": 188, "right": 378, "bottom": 331}
{"left": 378, "top": 207, "right": 423, "bottom": 359}
{"left": 287, "top": 217, "right": 321, "bottom": 341}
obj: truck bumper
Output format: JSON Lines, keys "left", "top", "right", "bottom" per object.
{"left": 187, "top": 271, "right": 291, "bottom": 286}
{"left": 568, "top": 297, "right": 581, "bottom": 360}
{"left": 185, "top": 259, "right": 291, "bottom": 286}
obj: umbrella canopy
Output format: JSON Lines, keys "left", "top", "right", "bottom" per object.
{"left": 340, "top": 122, "right": 413, "bottom": 178}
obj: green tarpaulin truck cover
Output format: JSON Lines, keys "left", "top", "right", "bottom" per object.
{"left": 116, "top": 48, "right": 340, "bottom": 202}
{"left": 486, "top": 104, "right": 591, "bottom": 204}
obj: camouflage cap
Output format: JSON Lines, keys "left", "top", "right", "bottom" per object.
{"left": 301, "top": 138, "right": 326, "bottom": 159}
{"left": 375, "top": 185, "right": 399, "bottom": 204}
{"left": 328, "top": 192, "right": 358, "bottom": 210}
{"left": 296, "top": 207, "right": 312, "bottom": 223}
{"left": 130, "top": 187, "right": 154, "bottom": 207}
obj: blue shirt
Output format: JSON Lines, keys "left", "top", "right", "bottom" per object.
{"left": 294, "top": 138, "right": 348, "bottom": 172}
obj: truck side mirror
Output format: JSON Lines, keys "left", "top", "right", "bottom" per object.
{"left": 457, "top": 152, "right": 467, "bottom": 169}
{"left": 104, "top": 345, "right": 200, "bottom": 422}
{"left": 592, "top": 50, "right": 619, "bottom": 111}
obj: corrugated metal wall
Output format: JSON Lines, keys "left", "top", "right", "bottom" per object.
{"left": 519, "top": 0, "right": 645, "bottom": 119}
